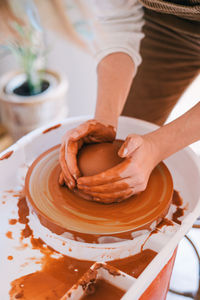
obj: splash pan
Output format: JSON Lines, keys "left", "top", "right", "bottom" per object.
{"left": 0, "top": 116, "right": 200, "bottom": 300}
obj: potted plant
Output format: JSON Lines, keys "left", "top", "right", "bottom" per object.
{"left": 0, "top": 23, "right": 68, "bottom": 141}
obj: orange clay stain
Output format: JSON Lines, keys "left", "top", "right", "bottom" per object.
{"left": 0, "top": 150, "right": 13, "bottom": 160}
{"left": 7, "top": 256, "right": 13, "bottom": 260}
{"left": 42, "top": 124, "right": 61, "bottom": 134}
{"left": 172, "top": 190, "right": 184, "bottom": 225}
{"left": 6, "top": 231, "right": 13, "bottom": 239}
{"left": 9, "top": 219, "right": 17, "bottom": 225}
{"left": 17, "top": 195, "right": 29, "bottom": 225}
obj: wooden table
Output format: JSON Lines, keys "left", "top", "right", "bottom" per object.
{"left": 0, "top": 124, "right": 13, "bottom": 152}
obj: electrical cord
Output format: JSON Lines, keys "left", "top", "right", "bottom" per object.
{"left": 169, "top": 229, "right": 200, "bottom": 299}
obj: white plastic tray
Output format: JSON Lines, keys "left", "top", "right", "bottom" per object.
{"left": 0, "top": 116, "right": 200, "bottom": 300}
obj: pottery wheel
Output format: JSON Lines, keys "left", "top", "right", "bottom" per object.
{"left": 25, "top": 144, "right": 173, "bottom": 240}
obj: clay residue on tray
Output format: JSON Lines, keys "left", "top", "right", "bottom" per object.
{"left": 42, "top": 124, "right": 61, "bottom": 134}
{"left": 173, "top": 208, "right": 185, "bottom": 225}
{"left": 10, "top": 254, "right": 92, "bottom": 300}
{"left": 78, "top": 268, "right": 98, "bottom": 293}
{"left": 21, "top": 224, "right": 33, "bottom": 238}
{"left": 81, "top": 279, "right": 125, "bottom": 300}
{"left": 140, "top": 191, "right": 183, "bottom": 251}
{"left": 172, "top": 190, "right": 183, "bottom": 207}
{"left": 9, "top": 193, "right": 93, "bottom": 300}
{"left": 17, "top": 195, "right": 29, "bottom": 225}
{"left": 156, "top": 218, "right": 174, "bottom": 230}
{"left": 109, "top": 249, "right": 157, "bottom": 278}
{"left": 0, "top": 150, "right": 13, "bottom": 160}
{"left": 172, "top": 190, "right": 185, "bottom": 225}
{"left": 9, "top": 192, "right": 155, "bottom": 300}
{"left": 6, "top": 231, "right": 13, "bottom": 239}
{"left": 9, "top": 219, "right": 17, "bottom": 225}
{"left": 7, "top": 255, "right": 14, "bottom": 261}
{"left": 88, "top": 263, "right": 121, "bottom": 277}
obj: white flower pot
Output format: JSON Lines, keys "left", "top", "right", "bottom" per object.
{"left": 0, "top": 70, "right": 68, "bottom": 141}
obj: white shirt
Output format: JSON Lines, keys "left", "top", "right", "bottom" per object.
{"left": 89, "top": 0, "right": 145, "bottom": 74}
{"left": 14, "top": 0, "right": 144, "bottom": 75}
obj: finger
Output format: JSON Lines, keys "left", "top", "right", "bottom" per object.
{"left": 73, "top": 189, "right": 94, "bottom": 202}
{"left": 90, "top": 183, "right": 147, "bottom": 203}
{"left": 77, "top": 160, "right": 130, "bottom": 187}
{"left": 78, "top": 177, "right": 134, "bottom": 193}
{"left": 66, "top": 139, "right": 83, "bottom": 180}
{"left": 118, "top": 135, "right": 143, "bottom": 158}
{"left": 131, "top": 184, "right": 147, "bottom": 195}
{"left": 59, "top": 169, "right": 71, "bottom": 189}
{"left": 59, "top": 172, "right": 65, "bottom": 186}
{"left": 70, "top": 121, "right": 115, "bottom": 142}
{"left": 90, "top": 188, "right": 134, "bottom": 203}
{"left": 69, "top": 121, "right": 98, "bottom": 141}
{"left": 59, "top": 143, "right": 75, "bottom": 189}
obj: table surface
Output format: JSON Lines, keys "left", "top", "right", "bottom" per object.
{"left": 0, "top": 124, "right": 13, "bottom": 152}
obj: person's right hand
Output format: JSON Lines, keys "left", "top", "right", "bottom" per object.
{"left": 59, "top": 119, "right": 116, "bottom": 190}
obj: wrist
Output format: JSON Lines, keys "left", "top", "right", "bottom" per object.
{"left": 144, "top": 130, "right": 164, "bottom": 166}
{"left": 95, "top": 111, "right": 118, "bottom": 129}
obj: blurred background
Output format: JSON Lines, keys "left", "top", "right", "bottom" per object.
{"left": 1, "top": 27, "right": 199, "bottom": 150}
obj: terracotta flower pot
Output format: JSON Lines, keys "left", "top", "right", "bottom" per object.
{"left": 0, "top": 69, "right": 68, "bottom": 141}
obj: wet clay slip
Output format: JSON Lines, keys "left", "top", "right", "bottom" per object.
{"left": 25, "top": 141, "right": 173, "bottom": 242}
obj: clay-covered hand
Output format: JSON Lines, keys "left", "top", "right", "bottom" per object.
{"left": 77, "top": 134, "right": 159, "bottom": 203}
{"left": 59, "top": 119, "right": 116, "bottom": 189}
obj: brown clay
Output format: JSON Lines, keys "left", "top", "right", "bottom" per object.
{"left": 78, "top": 141, "right": 124, "bottom": 177}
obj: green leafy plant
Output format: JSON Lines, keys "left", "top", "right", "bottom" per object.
{"left": 7, "top": 22, "right": 46, "bottom": 95}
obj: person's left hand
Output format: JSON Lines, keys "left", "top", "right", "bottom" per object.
{"left": 59, "top": 120, "right": 116, "bottom": 190}
{"left": 77, "top": 133, "right": 160, "bottom": 203}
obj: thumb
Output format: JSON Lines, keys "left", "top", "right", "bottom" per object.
{"left": 118, "top": 134, "right": 143, "bottom": 158}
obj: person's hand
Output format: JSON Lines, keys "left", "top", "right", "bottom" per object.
{"left": 59, "top": 119, "right": 116, "bottom": 190}
{"left": 77, "top": 133, "right": 160, "bottom": 203}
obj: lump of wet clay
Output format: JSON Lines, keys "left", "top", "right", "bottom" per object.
{"left": 77, "top": 140, "right": 124, "bottom": 177}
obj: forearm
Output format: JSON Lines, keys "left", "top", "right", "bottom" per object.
{"left": 147, "top": 102, "right": 200, "bottom": 163}
{"left": 95, "top": 52, "right": 135, "bottom": 128}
